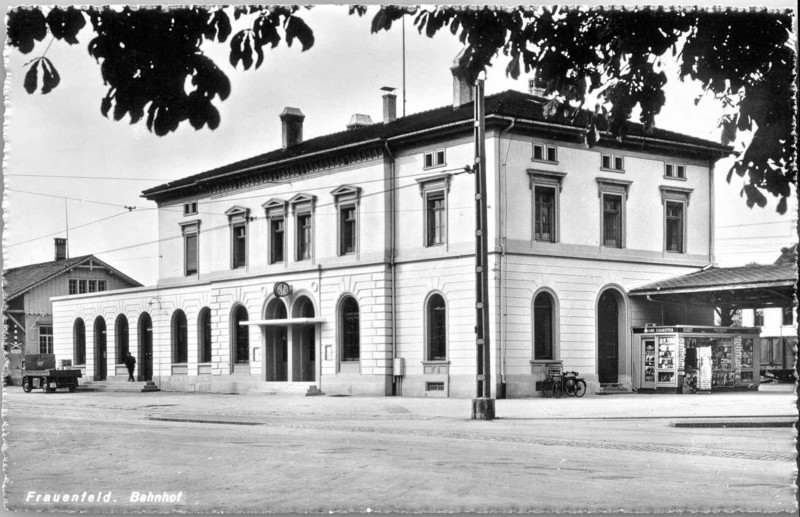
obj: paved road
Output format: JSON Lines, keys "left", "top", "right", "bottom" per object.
{"left": 2, "top": 387, "right": 797, "bottom": 513}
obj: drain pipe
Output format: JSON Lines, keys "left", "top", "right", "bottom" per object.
{"left": 498, "top": 117, "right": 516, "bottom": 398}
{"left": 318, "top": 264, "right": 323, "bottom": 392}
{"left": 384, "top": 140, "right": 399, "bottom": 396}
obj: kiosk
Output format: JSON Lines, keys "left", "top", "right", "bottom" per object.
{"left": 632, "top": 325, "right": 760, "bottom": 393}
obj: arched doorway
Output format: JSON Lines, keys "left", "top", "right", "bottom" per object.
{"left": 138, "top": 312, "right": 153, "bottom": 381}
{"left": 93, "top": 316, "right": 107, "bottom": 381}
{"left": 597, "top": 289, "right": 625, "bottom": 384}
{"left": 292, "top": 296, "right": 316, "bottom": 382}
{"left": 73, "top": 318, "right": 86, "bottom": 366}
{"left": 231, "top": 305, "right": 250, "bottom": 374}
{"left": 264, "top": 299, "right": 288, "bottom": 381}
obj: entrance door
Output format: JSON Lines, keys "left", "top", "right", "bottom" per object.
{"left": 264, "top": 300, "right": 288, "bottom": 382}
{"left": 94, "top": 317, "right": 107, "bottom": 381}
{"left": 597, "top": 290, "right": 619, "bottom": 383}
{"left": 292, "top": 296, "right": 316, "bottom": 382}
{"left": 138, "top": 313, "right": 153, "bottom": 381}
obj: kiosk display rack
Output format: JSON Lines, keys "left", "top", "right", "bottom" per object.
{"left": 632, "top": 326, "right": 760, "bottom": 393}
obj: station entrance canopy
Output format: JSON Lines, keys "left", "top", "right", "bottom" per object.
{"left": 628, "top": 264, "right": 796, "bottom": 314}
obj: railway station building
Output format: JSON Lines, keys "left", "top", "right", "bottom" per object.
{"left": 51, "top": 74, "right": 733, "bottom": 397}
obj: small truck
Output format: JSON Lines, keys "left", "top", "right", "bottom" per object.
{"left": 21, "top": 354, "right": 82, "bottom": 393}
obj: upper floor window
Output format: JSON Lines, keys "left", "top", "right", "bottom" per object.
{"left": 225, "top": 206, "right": 250, "bottom": 270}
{"left": 39, "top": 326, "right": 53, "bottom": 354}
{"left": 601, "top": 154, "right": 624, "bottom": 172}
{"left": 754, "top": 309, "right": 764, "bottom": 327}
{"left": 290, "top": 193, "right": 317, "bottom": 262}
{"left": 69, "top": 279, "right": 108, "bottom": 295}
{"left": 263, "top": 199, "right": 288, "bottom": 265}
{"left": 529, "top": 170, "right": 567, "bottom": 243}
{"left": 664, "top": 162, "right": 687, "bottom": 179}
{"left": 426, "top": 294, "right": 447, "bottom": 361}
{"left": 180, "top": 221, "right": 200, "bottom": 276}
{"left": 424, "top": 148, "right": 446, "bottom": 169}
{"left": 532, "top": 143, "right": 558, "bottom": 163}
{"left": 183, "top": 201, "right": 198, "bottom": 216}
{"left": 331, "top": 185, "right": 362, "bottom": 257}
{"left": 417, "top": 174, "right": 451, "bottom": 248}
{"left": 659, "top": 186, "right": 693, "bottom": 254}
{"left": 665, "top": 201, "right": 685, "bottom": 253}
{"left": 597, "top": 178, "right": 632, "bottom": 249}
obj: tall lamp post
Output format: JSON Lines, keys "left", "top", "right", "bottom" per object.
{"left": 471, "top": 78, "right": 495, "bottom": 420}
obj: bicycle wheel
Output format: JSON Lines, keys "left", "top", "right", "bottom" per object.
{"left": 553, "top": 380, "right": 563, "bottom": 398}
{"left": 542, "top": 379, "right": 554, "bottom": 398}
{"left": 563, "top": 378, "right": 576, "bottom": 397}
{"left": 574, "top": 380, "right": 587, "bottom": 398}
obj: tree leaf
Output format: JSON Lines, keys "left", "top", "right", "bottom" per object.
{"left": 7, "top": 7, "right": 48, "bottom": 54}
{"left": 40, "top": 57, "right": 61, "bottom": 94}
{"left": 23, "top": 59, "right": 40, "bottom": 94}
{"left": 285, "top": 15, "right": 314, "bottom": 51}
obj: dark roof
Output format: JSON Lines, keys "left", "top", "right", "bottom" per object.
{"left": 142, "top": 89, "right": 732, "bottom": 202}
{"left": 629, "top": 264, "right": 797, "bottom": 295}
{"left": 3, "top": 255, "right": 142, "bottom": 301}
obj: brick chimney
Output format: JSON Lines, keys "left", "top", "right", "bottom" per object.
{"left": 450, "top": 49, "right": 474, "bottom": 109}
{"left": 381, "top": 86, "right": 397, "bottom": 123}
{"left": 54, "top": 238, "right": 67, "bottom": 261}
{"left": 279, "top": 107, "right": 305, "bottom": 149}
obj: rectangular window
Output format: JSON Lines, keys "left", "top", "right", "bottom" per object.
{"left": 602, "top": 194, "right": 623, "bottom": 248}
{"left": 754, "top": 309, "right": 764, "bottom": 327}
{"left": 340, "top": 206, "right": 357, "bottom": 255}
{"left": 426, "top": 382, "right": 445, "bottom": 391}
{"left": 185, "top": 232, "right": 198, "bottom": 275}
{"left": 601, "top": 154, "right": 624, "bottom": 171}
{"left": 183, "top": 202, "right": 197, "bottom": 215}
{"left": 783, "top": 306, "right": 794, "bottom": 326}
{"left": 665, "top": 163, "right": 674, "bottom": 177}
{"left": 88, "top": 280, "right": 97, "bottom": 293}
{"left": 665, "top": 163, "right": 687, "bottom": 179}
{"left": 534, "top": 187, "right": 556, "bottom": 242}
{"left": 423, "top": 149, "right": 446, "bottom": 169}
{"left": 69, "top": 279, "right": 78, "bottom": 295}
{"left": 426, "top": 193, "right": 446, "bottom": 246}
{"left": 39, "top": 326, "right": 53, "bottom": 354}
{"left": 533, "top": 144, "right": 558, "bottom": 163}
{"left": 98, "top": 280, "right": 106, "bottom": 292}
{"left": 232, "top": 224, "right": 246, "bottom": 268}
{"left": 297, "top": 213, "right": 312, "bottom": 260}
{"left": 665, "top": 201, "right": 685, "bottom": 253}
{"left": 270, "top": 218, "right": 285, "bottom": 264}
{"left": 78, "top": 280, "right": 87, "bottom": 294}
{"left": 676, "top": 165, "right": 685, "bottom": 178}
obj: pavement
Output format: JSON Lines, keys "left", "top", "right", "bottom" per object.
{"left": 2, "top": 384, "right": 797, "bottom": 514}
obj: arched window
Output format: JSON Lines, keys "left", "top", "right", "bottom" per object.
{"left": 198, "top": 307, "right": 212, "bottom": 363}
{"left": 115, "top": 315, "right": 129, "bottom": 361}
{"left": 172, "top": 310, "right": 188, "bottom": 364}
{"left": 231, "top": 305, "right": 249, "bottom": 364}
{"left": 426, "top": 294, "right": 447, "bottom": 361}
{"left": 533, "top": 292, "right": 555, "bottom": 360}
{"left": 339, "top": 296, "right": 360, "bottom": 362}
{"left": 73, "top": 318, "right": 86, "bottom": 365}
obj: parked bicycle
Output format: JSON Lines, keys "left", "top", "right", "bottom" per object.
{"left": 562, "top": 371, "right": 587, "bottom": 397}
{"left": 541, "top": 365, "right": 563, "bottom": 398}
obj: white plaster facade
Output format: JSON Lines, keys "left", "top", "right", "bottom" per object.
{"left": 52, "top": 87, "right": 727, "bottom": 397}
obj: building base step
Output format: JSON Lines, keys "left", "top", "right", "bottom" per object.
{"left": 597, "top": 383, "right": 630, "bottom": 395}
{"left": 79, "top": 380, "right": 159, "bottom": 393}
{"left": 305, "top": 385, "right": 325, "bottom": 397}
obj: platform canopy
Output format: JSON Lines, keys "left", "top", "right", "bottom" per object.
{"left": 628, "top": 263, "right": 796, "bottom": 311}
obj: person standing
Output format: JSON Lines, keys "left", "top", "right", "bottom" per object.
{"left": 124, "top": 352, "right": 136, "bottom": 382}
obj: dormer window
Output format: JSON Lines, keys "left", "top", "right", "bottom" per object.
{"left": 183, "top": 202, "right": 198, "bottom": 216}
{"left": 424, "top": 149, "right": 446, "bottom": 169}
{"left": 532, "top": 144, "right": 558, "bottom": 163}
{"left": 601, "top": 154, "right": 624, "bottom": 172}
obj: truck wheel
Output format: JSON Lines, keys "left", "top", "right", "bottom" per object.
{"left": 44, "top": 379, "right": 54, "bottom": 393}
{"left": 69, "top": 384, "right": 77, "bottom": 393}
{"left": 22, "top": 377, "right": 32, "bottom": 393}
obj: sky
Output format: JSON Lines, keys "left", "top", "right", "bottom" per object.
{"left": 2, "top": 4, "right": 797, "bottom": 287}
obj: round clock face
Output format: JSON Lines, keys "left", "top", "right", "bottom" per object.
{"left": 274, "top": 282, "right": 291, "bottom": 297}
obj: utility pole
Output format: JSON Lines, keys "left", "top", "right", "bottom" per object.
{"left": 471, "top": 78, "right": 495, "bottom": 420}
